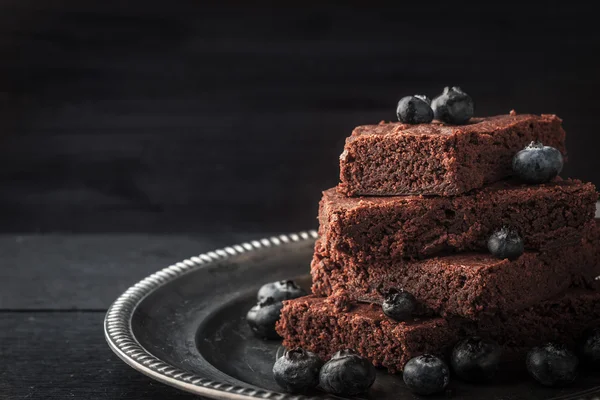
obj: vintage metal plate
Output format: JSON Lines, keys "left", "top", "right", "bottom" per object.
{"left": 105, "top": 231, "right": 600, "bottom": 399}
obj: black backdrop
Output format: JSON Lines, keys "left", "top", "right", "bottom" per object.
{"left": 1, "top": 1, "right": 599, "bottom": 233}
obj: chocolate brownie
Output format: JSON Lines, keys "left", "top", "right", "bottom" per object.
{"left": 319, "top": 178, "right": 597, "bottom": 262}
{"left": 311, "top": 221, "right": 600, "bottom": 319}
{"left": 277, "top": 290, "right": 600, "bottom": 373}
{"left": 338, "top": 113, "right": 567, "bottom": 196}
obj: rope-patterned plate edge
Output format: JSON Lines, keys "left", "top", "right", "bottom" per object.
{"left": 104, "top": 230, "right": 321, "bottom": 400}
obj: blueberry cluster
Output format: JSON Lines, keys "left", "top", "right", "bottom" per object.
{"left": 250, "top": 280, "right": 375, "bottom": 395}
{"left": 254, "top": 279, "right": 600, "bottom": 395}
{"left": 397, "top": 87, "right": 474, "bottom": 125}
{"left": 402, "top": 337, "right": 502, "bottom": 395}
{"left": 487, "top": 141, "right": 564, "bottom": 260}
{"left": 273, "top": 348, "right": 375, "bottom": 395}
{"left": 246, "top": 280, "right": 306, "bottom": 340}
{"left": 401, "top": 329, "right": 600, "bottom": 395}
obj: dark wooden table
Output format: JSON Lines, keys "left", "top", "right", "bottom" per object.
{"left": 1, "top": 232, "right": 284, "bottom": 399}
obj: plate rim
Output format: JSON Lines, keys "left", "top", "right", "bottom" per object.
{"left": 104, "top": 230, "right": 320, "bottom": 400}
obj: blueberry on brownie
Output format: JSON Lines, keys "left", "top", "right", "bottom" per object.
{"left": 431, "top": 86, "right": 474, "bottom": 125}
{"left": 382, "top": 289, "right": 417, "bottom": 322}
{"left": 396, "top": 95, "right": 434, "bottom": 124}
{"left": 487, "top": 227, "right": 524, "bottom": 260}
{"left": 513, "top": 142, "right": 564, "bottom": 184}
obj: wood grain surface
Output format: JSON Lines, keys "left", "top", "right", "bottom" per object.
{"left": 1, "top": 312, "right": 199, "bottom": 399}
{"left": 1, "top": 233, "right": 266, "bottom": 399}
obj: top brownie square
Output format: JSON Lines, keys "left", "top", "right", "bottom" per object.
{"left": 338, "top": 113, "right": 566, "bottom": 196}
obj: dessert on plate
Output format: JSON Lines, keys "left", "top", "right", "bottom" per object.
{"left": 270, "top": 89, "right": 600, "bottom": 394}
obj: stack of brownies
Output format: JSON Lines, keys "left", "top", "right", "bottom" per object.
{"left": 277, "top": 113, "right": 600, "bottom": 372}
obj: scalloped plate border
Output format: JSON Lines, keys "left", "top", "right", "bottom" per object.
{"left": 104, "top": 230, "right": 321, "bottom": 400}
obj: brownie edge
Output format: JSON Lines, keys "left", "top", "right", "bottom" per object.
{"left": 319, "top": 178, "right": 597, "bottom": 261}
{"left": 339, "top": 113, "right": 566, "bottom": 196}
{"left": 311, "top": 219, "right": 600, "bottom": 319}
{"left": 277, "top": 290, "right": 600, "bottom": 373}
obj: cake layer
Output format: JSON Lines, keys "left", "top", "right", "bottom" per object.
{"left": 338, "top": 113, "right": 567, "bottom": 196}
{"left": 277, "top": 290, "right": 600, "bottom": 373}
{"left": 311, "top": 220, "right": 600, "bottom": 319}
{"left": 319, "top": 178, "right": 597, "bottom": 261}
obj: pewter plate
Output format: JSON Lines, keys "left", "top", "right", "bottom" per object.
{"left": 105, "top": 231, "right": 600, "bottom": 400}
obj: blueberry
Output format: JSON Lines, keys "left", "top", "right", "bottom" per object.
{"left": 415, "top": 94, "right": 432, "bottom": 105}
{"left": 246, "top": 297, "right": 283, "bottom": 339}
{"left": 396, "top": 96, "right": 434, "bottom": 124}
{"left": 512, "top": 142, "right": 563, "bottom": 184}
{"left": 319, "top": 349, "right": 376, "bottom": 395}
{"left": 382, "top": 289, "right": 416, "bottom": 322}
{"left": 273, "top": 348, "right": 323, "bottom": 393}
{"left": 257, "top": 280, "right": 307, "bottom": 302}
{"left": 578, "top": 327, "right": 600, "bottom": 366}
{"left": 451, "top": 337, "right": 502, "bottom": 382}
{"left": 487, "top": 227, "right": 524, "bottom": 260}
{"left": 431, "top": 86, "right": 474, "bottom": 125}
{"left": 526, "top": 343, "right": 578, "bottom": 387}
{"left": 403, "top": 354, "right": 450, "bottom": 395}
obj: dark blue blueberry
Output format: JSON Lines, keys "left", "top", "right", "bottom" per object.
{"left": 451, "top": 337, "right": 502, "bottom": 382}
{"left": 403, "top": 354, "right": 450, "bottom": 395}
{"left": 578, "top": 327, "right": 600, "bottom": 366}
{"left": 257, "top": 280, "right": 307, "bottom": 302}
{"left": 431, "top": 86, "right": 474, "bottom": 125}
{"left": 396, "top": 96, "right": 434, "bottom": 124}
{"left": 382, "top": 289, "right": 416, "bottom": 322}
{"left": 246, "top": 297, "right": 283, "bottom": 339}
{"left": 272, "top": 348, "right": 323, "bottom": 393}
{"left": 526, "top": 343, "right": 578, "bottom": 387}
{"left": 319, "top": 349, "right": 376, "bottom": 395}
{"left": 512, "top": 142, "right": 563, "bottom": 184}
{"left": 487, "top": 227, "right": 524, "bottom": 260}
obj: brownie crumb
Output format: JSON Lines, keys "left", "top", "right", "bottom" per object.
{"left": 510, "top": 109, "right": 517, "bottom": 116}
{"left": 326, "top": 290, "right": 353, "bottom": 312}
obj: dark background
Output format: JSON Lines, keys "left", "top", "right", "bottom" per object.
{"left": 2, "top": 1, "right": 600, "bottom": 399}
{"left": 1, "top": 0, "right": 599, "bottom": 234}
